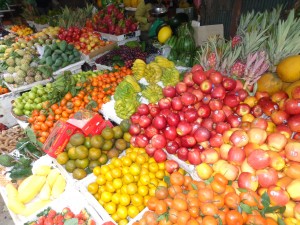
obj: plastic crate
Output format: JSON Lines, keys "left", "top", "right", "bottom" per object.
{"left": 53, "top": 60, "right": 85, "bottom": 77}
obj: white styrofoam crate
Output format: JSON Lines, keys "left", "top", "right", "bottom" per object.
{"left": 3, "top": 78, "right": 53, "bottom": 93}
{"left": 117, "top": 36, "right": 139, "bottom": 46}
{"left": 95, "top": 64, "right": 113, "bottom": 71}
{"left": 0, "top": 92, "right": 20, "bottom": 127}
{"left": 99, "top": 98, "right": 122, "bottom": 125}
{"left": 53, "top": 60, "right": 85, "bottom": 77}
{"left": 99, "top": 30, "right": 141, "bottom": 42}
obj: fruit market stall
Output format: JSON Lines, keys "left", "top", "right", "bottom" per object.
{"left": 1, "top": 2, "right": 300, "bottom": 225}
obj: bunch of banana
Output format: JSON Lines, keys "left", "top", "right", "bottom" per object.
{"left": 132, "top": 59, "right": 146, "bottom": 81}
{"left": 161, "top": 67, "right": 180, "bottom": 86}
{"left": 142, "top": 84, "right": 163, "bottom": 103}
{"left": 144, "top": 62, "right": 162, "bottom": 84}
{"left": 155, "top": 56, "right": 175, "bottom": 68}
{"left": 123, "top": 75, "right": 141, "bottom": 92}
{"left": 115, "top": 98, "right": 140, "bottom": 119}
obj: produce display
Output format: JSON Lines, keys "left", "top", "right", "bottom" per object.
{"left": 57, "top": 26, "right": 113, "bottom": 55}
{"left": 1, "top": 3, "right": 300, "bottom": 225}
{"left": 86, "top": 146, "right": 169, "bottom": 224}
{"left": 56, "top": 124, "right": 131, "bottom": 180}
{"left": 92, "top": 4, "right": 138, "bottom": 35}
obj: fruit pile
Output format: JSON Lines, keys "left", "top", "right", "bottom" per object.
{"left": 25, "top": 207, "right": 96, "bottom": 225}
{"left": 56, "top": 124, "right": 131, "bottom": 180}
{"left": 87, "top": 146, "right": 170, "bottom": 224}
{"left": 0, "top": 83, "right": 9, "bottom": 95}
{"left": 93, "top": 4, "right": 138, "bottom": 35}
{"left": 26, "top": 68, "right": 130, "bottom": 143}
{"left": 95, "top": 45, "right": 147, "bottom": 68}
{"left": 57, "top": 26, "right": 113, "bottom": 55}
{"left": 5, "top": 165, "right": 66, "bottom": 217}
{"left": 10, "top": 25, "right": 34, "bottom": 37}
{"left": 134, "top": 172, "right": 283, "bottom": 225}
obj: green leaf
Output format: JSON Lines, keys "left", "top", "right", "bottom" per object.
{"left": 163, "top": 176, "right": 170, "bottom": 187}
{"left": 214, "top": 215, "right": 223, "bottom": 225}
{"left": 261, "top": 192, "right": 270, "bottom": 208}
{"left": 237, "top": 188, "right": 248, "bottom": 193}
{"left": 277, "top": 217, "right": 285, "bottom": 225}
{"left": 239, "top": 203, "right": 253, "bottom": 214}
{"left": 204, "top": 177, "right": 214, "bottom": 185}
{"left": 64, "top": 218, "right": 78, "bottom": 225}
{"left": 191, "top": 183, "right": 198, "bottom": 190}
{"left": 228, "top": 180, "right": 233, "bottom": 186}
{"left": 157, "top": 212, "right": 169, "bottom": 222}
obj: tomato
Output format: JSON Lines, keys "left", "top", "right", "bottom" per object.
{"left": 189, "top": 206, "right": 200, "bottom": 218}
{"left": 144, "top": 211, "right": 158, "bottom": 225}
{"left": 173, "top": 198, "right": 188, "bottom": 212}
{"left": 224, "top": 192, "right": 240, "bottom": 209}
{"left": 239, "top": 190, "right": 261, "bottom": 207}
{"left": 225, "top": 210, "right": 243, "bottom": 225}
{"left": 213, "top": 194, "right": 225, "bottom": 209}
{"left": 187, "top": 190, "right": 198, "bottom": 199}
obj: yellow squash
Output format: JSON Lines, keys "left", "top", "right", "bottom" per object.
{"left": 18, "top": 175, "right": 46, "bottom": 204}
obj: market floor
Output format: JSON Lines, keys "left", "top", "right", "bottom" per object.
{"left": 0, "top": 195, "right": 14, "bottom": 225}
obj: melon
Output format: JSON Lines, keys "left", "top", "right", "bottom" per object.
{"left": 257, "top": 73, "right": 283, "bottom": 95}
{"left": 158, "top": 26, "right": 172, "bottom": 44}
{"left": 276, "top": 55, "right": 300, "bottom": 83}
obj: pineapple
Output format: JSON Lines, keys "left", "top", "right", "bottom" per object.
{"left": 230, "top": 61, "right": 245, "bottom": 77}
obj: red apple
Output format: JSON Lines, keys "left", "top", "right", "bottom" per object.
{"left": 209, "top": 71, "right": 223, "bottom": 84}
{"left": 183, "top": 72, "right": 194, "bottom": 86}
{"left": 267, "top": 151, "right": 286, "bottom": 171}
{"left": 209, "top": 99, "right": 223, "bottom": 111}
{"left": 256, "top": 168, "right": 278, "bottom": 188}
{"left": 226, "top": 114, "right": 242, "bottom": 128}
{"left": 211, "top": 110, "right": 226, "bottom": 123}
{"left": 288, "top": 114, "right": 300, "bottom": 132}
{"left": 201, "top": 148, "right": 220, "bottom": 164}
{"left": 209, "top": 133, "right": 223, "bottom": 148}
{"left": 267, "top": 186, "right": 290, "bottom": 206}
{"left": 192, "top": 70, "right": 206, "bottom": 85}
{"left": 238, "top": 172, "right": 259, "bottom": 191}
{"left": 247, "top": 128, "right": 267, "bottom": 145}
{"left": 266, "top": 132, "right": 287, "bottom": 151}
{"left": 229, "top": 130, "right": 249, "bottom": 147}
{"left": 271, "top": 91, "right": 289, "bottom": 103}
{"left": 285, "top": 141, "right": 300, "bottom": 162}
{"left": 211, "top": 85, "right": 226, "bottom": 99}
{"left": 251, "top": 118, "right": 268, "bottom": 130}
{"left": 275, "top": 124, "right": 293, "bottom": 139}
{"left": 224, "top": 94, "right": 240, "bottom": 108}
{"left": 215, "top": 122, "right": 231, "bottom": 134}
{"left": 200, "top": 79, "right": 213, "bottom": 94}
{"left": 251, "top": 105, "right": 263, "bottom": 118}
{"left": 243, "top": 142, "right": 260, "bottom": 156}
{"left": 247, "top": 149, "right": 270, "bottom": 170}
{"left": 222, "top": 78, "right": 237, "bottom": 91}
{"left": 283, "top": 98, "right": 300, "bottom": 115}
{"left": 175, "top": 82, "right": 187, "bottom": 94}
{"left": 270, "top": 110, "right": 289, "bottom": 125}
{"left": 219, "top": 143, "right": 231, "bottom": 160}
{"left": 255, "top": 91, "right": 269, "bottom": 100}
{"left": 235, "top": 103, "right": 251, "bottom": 116}
{"left": 227, "top": 146, "right": 245, "bottom": 165}
{"left": 291, "top": 85, "right": 300, "bottom": 99}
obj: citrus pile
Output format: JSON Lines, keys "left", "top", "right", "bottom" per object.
{"left": 134, "top": 172, "right": 283, "bottom": 225}
{"left": 56, "top": 125, "right": 131, "bottom": 180}
{"left": 88, "top": 147, "right": 172, "bottom": 225}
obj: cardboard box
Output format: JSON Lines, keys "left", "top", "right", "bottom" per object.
{"left": 43, "top": 121, "right": 78, "bottom": 158}
{"left": 82, "top": 42, "right": 118, "bottom": 61}
{"left": 192, "top": 24, "right": 224, "bottom": 46}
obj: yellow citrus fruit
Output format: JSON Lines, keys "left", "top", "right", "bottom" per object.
{"left": 111, "top": 213, "right": 120, "bottom": 222}
{"left": 138, "top": 186, "right": 149, "bottom": 197}
{"left": 149, "top": 188, "right": 156, "bottom": 196}
{"left": 136, "top": 155, "right": 147, "bottom": 164}
{"left": 119, "top": 219, "right": 129, "bottom": 225}
{"left": 196, "top": 163, "right": 213, "bottom": 180}
{"left": 128, "top": 151, "right": 138, "bottom": 161}
{"left": 144, "top": 195, "right": 151, "bottom": 205}
{"left": 149, "top": 179, "right": 158, "bottom": 189}
{"left": 111, "top": 168, "right": 122, "bottom": 178}
{"left": 158, "top": 180, "right": 168, "bottom": 187}
{"left": 158, "top": 162, "right": 165, "bottom": 170}
{"left": 131, "top": 194, "right": 143, "bottom": 206}
{"left": 100, "top": 165, "right": 110, "bottom": 174}
{"left": 134, "top": 175, "right": 139, "bottom": 182}
{"left": 112, "top": 193, "right": 121, "bottom": 204}
{"left": 93, "top": 166, "right": 101, "bottom": 176}
{"left": 101, "top": 191, "right": 112, "bottom": 203}
{"left": 106, "top": 181, "right": 116, "bottom": 193}
{"left": 112, "top": 178, "right": 123, "bottom": 189}
{"left": 140, "top": 167, "right": 149, "bottom": 175}
{"left": 122, "top": 167, "right": 130, "bottom": 175}
{"left": 155, "top": 170, "right": 165, "bottom": 179}
{"left": 140, "top": 174, "right": 150, "bottom": 185}
{"left": 104, "top": 202, "right": 117, "bottom": 214}
{"left": 127, "top": 183, "right": 138, "bottom": 195}
{"left": 108, "top": 164, "right": 115, "bottom": 170}
{"left": 128, "top": 205, "right": 140, "bottom": 218}
{"left": 149, "top": 162, "right": 159, "bottom": 173}
{"left": 99, "top": 185, "right": 106, "bottom": 193}
{"left": 121, "top": 185, "right": 128, "bottom": 194}
{"left": 112, "top": 158, "right": 122, "bottom": 167}
{"left": 142, "top": 162, "right": 149, "bottom": 169}
{"left": 119, "top": 193, "right": 131, "bottom": 206}
{"left": 96, "top": 174, "right": 106, "bottom": 185}
{"left": 117, "top": 206, "right": 128, "bottom": 219}
{"left": 121, "top": 156, "right": 132, "bottom": 166}
{"left": 87, "top": 182, "right": 99, "bottom": 195}
{"left": 129, "top": 163, "right": 141, "bottom": 176}
{"left": 105, "top": 171, "right": 114, "bottom": 182}
{"left": 149, "top": 172, "right": 156, "bottom": 179}
{"left": 123, "top": 173, "right": 134, "bottom": 184}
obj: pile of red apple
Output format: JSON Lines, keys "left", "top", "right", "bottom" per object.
{"left": 57, "top": 27, "right": 113, "bottom": 55}
{"left": 92, "top": 4, "right": 138, "bottom": 35}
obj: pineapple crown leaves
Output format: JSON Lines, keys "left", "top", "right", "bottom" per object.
{"left": 267, "top": 9, "right": 300, "bottom": 71}
{"left": 220, "top": 44, "right": 242, "bottom": 76}
{"left": 242, "top": 51, "right": 269, "bottom": 88}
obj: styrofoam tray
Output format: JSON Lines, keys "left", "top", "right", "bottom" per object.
{"left": 53, "top": 60, "right": 85, "bottom": 77}
{"left": 0, "top": 155, "right": 72, "bottom": 225}
{"left": 99, "top": 98, "right": 122, "bottom": 125}
{"left": 0, "top": 91, "right": 20, "bottom": 128}
{"left": 3, "top": 78, "right": 53, "bottom": 93}
{"left": 24, "top": 187, "right": 104, "bottom": 225}
{"left": 99, "top": 30, "right": 141, "bottom": 42}
{"left": 95, "top": 63, "right": 113, "bottom": 71}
